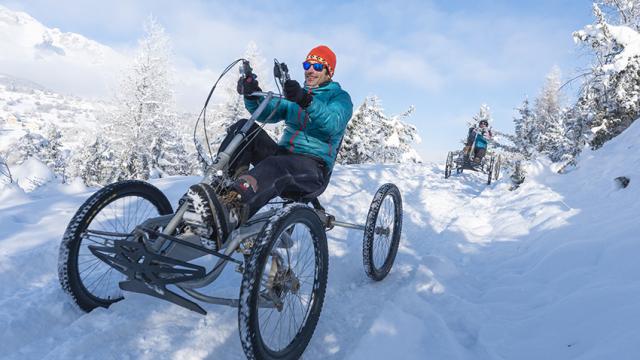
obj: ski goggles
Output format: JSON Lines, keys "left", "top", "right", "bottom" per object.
{"left": 302, "top": 61, "right": 324, "bottom": 72}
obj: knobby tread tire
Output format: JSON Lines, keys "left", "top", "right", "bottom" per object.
{"left": 363, "top": 183, "right": 403, "bottom": 281}
{"left": 238, "top": 204, "right": 328, "bottom": 360}
{"left": 57, "top": 180, "right": 172, "bottom": 312}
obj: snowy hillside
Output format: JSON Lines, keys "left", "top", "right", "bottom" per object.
{"left": 0, "top": 5, "right": 127, "bottom": 98}
{"left": 1, "top": 120, "right": 638, "bottom": 359}
{"left": 0, "top": 74, "right": 111, "bottom": 160}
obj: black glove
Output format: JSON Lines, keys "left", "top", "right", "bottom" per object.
{"left": 284, "top": 80, "right": 313, "bottom": 108}
{"left": 237, "top": 75, "right": 261, "bottom": 100}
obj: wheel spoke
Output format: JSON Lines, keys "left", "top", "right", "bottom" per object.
{"left": 76, "top": 194, "right": 161, "bottom": 302}
{"left": 256, "top": 220, "right": 318, "bottom": 352}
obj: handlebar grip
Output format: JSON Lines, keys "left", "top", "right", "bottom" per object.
{"left": 240, "top": 60, "right": 254, "bottom": 78}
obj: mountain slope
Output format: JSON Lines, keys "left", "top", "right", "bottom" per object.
{"left": 0, "top": 5, "right": 127, "bottom": 98}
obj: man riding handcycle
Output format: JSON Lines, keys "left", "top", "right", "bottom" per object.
{"left": 58, "top": 45, "right": 404, "bottom": 360}
{"left": 444, "top": 119, "right": 501, "bottom": 184}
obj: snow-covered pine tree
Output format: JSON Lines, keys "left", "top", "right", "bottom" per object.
{"left": 13, "top": 130, "right": 47, "bottom": 164}
{"left": 533, "top": 66, "right": 568, "bottom": 161}
{"left": 69, "top": 134, "right": 118, "bottom": 186}
{"left": 377, "top": 106, "right": 422, "bottom": 163}
{"left": 152, "top": 134, "right": 190, "bottom": 176}
{"left": 337, "top": 96, "right": 381, "bottom": 164}
{"left": 558, "top": 95, "right": 593, "bottom": 170}
{"left": 107, "top": 16, "right": 187, "bottom": 180}
{"left": 41, "top": 124, "right": 67, "bottom": 182}
{"left": 512, "top": 98, "right": 537, "bottom": 160}
{"left": 572, "top": 3, "right": 640, "bottom": 149}
{"left": 338, "top": 96, "right": 421, "bottom": 164}
{"left": 596, "top": 0, "right": 640, "bottom": 31}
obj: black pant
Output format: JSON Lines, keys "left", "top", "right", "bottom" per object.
{"left": 218, "top": 119, "right": 328, "bottom": 217}
{"left": 474, "top": 147, "right": 486, "bottom": 161}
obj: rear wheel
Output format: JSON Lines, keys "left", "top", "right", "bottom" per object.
{"left": 486, "top": 157, "right": 495, "bottom": 185}
{"left": 58, "top": 180, "right": 173, "bottom": 312}
{"left": 444, "top": 151, "right": 453, "bottom": 179}
{"left": 363, "top": 183, "right": 403, "bottom": 281}
{"left": 239, "top": 205, "right": 328, "bottom": 360}
{"left": 494, "top": 155, "right": 502, "bottom": 181}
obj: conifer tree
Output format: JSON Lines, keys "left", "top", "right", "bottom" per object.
{"left": 572, "top": 3, "right": 640, "bottom": 149}
{"left": 512, "top": 98, "right": 537, "bottom": 160}
{"left": 107, "top": 16, "right": 187, "bottom": 180}
{"left": 338, "top": 96, "right": 421, "bottom": 164}
{"left": 41, "top": 124, "right": 67, "bottom": 182}
{"left": 70, "top": 134, "right": 118, "bottom": 186}
{"left": 534, "top": 66, "right": 568, "bottom": 161}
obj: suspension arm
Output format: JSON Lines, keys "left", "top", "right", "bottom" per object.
{"left": 331, "top": 220, "right": 366, "bottom": 231}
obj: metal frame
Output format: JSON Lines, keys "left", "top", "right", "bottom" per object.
{"left": 87, "top": 199, "right": 367, "bottom": 311}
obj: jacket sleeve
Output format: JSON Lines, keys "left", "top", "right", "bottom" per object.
{"left": 305, "top": 91, "right": 353, "bottom": 137}
{"left": 244, "top": 97, "right": 288, "bottom": 123}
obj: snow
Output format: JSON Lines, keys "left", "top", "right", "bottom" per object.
{"left": 0, "top": 5, "right": 128, "bottom": 98}
{"left": 9, "top": 157, "right": 55, "bottom": 191}
{"left": 574, "top": 21, "right": 640, "bottom": 73}
{"left": 0, "top": 73, "right": 111, "bottom": 157}
{"left": 1, "top": 120, "right": 639, "bottom": 359}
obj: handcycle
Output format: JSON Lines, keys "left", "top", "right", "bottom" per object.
{"left": 444, "top": 129, "right": 501, "bottom": 185}
{"left": 57, "top": 59, "right": 403, "bottom": 360}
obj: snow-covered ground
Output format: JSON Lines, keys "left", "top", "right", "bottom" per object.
{"left": 1, "top": 120, "right": 638, "bottom": 359}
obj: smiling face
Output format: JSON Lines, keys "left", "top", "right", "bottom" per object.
{"left": 304, "top": 61, "right": 331, "bottom": 88}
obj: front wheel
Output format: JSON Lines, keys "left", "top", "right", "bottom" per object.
{"left": 58, "top": 180, "right": 173, "bottom": 312}
{"left": 239, "top": 205, "right": 328, "bottom": 360}
{"left": 363, "top": 183, "right": 403, "bottom": 281}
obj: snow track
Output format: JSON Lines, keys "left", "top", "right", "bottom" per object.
{"left": 1, "top": 131, "right": 639, "bottom": 359}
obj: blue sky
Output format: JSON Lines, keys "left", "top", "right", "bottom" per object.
{"left": 1, "top": 0, "right": 595, "bottom": 161}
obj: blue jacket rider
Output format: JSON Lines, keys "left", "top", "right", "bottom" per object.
{"left": 217, "top": 45, "right": 353, "bottom": 226}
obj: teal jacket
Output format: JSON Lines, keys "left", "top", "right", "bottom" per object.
{"left": 245, "top": 81, "right": 353, "bottom": 170}
{"left": 475, "top": 134, "right": 488, "bottom": 149}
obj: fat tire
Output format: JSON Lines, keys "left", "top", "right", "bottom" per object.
{"left": 239, "top": 205, "right": 328, "bottom": 360}
{"left": 363, "top": 183, "right": 403, "bottom": 281}
{"left": 58, "top": 180, "right": 173, "bottom": 312}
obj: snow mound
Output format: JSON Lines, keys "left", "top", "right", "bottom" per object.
{"left": 10, "top": 157, "right": 56, "bottom": 191}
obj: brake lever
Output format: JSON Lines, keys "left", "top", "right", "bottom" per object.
{"left": 240, "top": 60, "right": 253, "bottom": 79}
{"left": 273, "top": 60, "right": 290, "bottom": 89}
